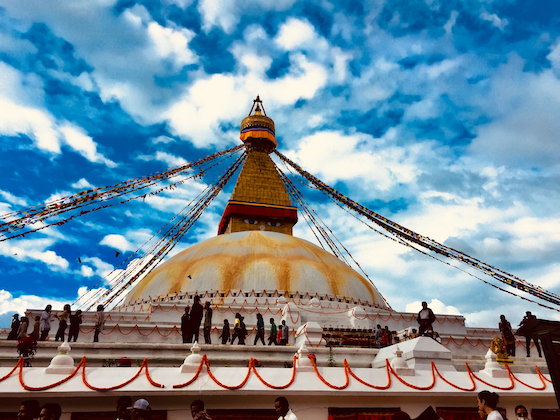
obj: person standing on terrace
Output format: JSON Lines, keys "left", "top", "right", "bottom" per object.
{"left": 181, "top": 305, "right": 191, "bottom": 343}
{"left": 203, "top": 301, "right": 213, "bottom": 344}
{"left": 268, "top": 318, "right": 277, "bottom": 345}
{"left": 254, "top": 313, "right": 265, "bottom": 345}
{"left": 417, "top": 301, "right": 435, "bottom": 336}
{"left": 190, "top": 296, "right": 204, "bottom": 343}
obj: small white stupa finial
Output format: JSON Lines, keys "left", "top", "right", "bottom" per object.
{"left": 180, "top": 342, "right": 205, "bottom": 373}
{"left": 45, "top": 341, "right": 74, "bottom": 374}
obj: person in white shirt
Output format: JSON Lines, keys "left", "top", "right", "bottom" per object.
{"left": 275, "top": 396, "right": 298, "bottom": 420}
{"left": 39, "top": 305, "right": 53, "bottom": 341}
{"left": 477, "top": 390, "right": 504, "bottom": 420}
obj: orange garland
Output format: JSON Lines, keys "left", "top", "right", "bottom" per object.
{"left": 309, "top": 355, "right": 349, "bottom": 389}
{"left": 204, "top": 356, "right": 253, "bottom": 389}
{"left": 433, "top": 362, "right": 475, "bottom": 391}
{"left": 82, "top": 357, "right": 164, "bottom": 390}
{"left": 537, "top": 366, "right": 552, "bottom": 383}
{"left": 0, "top": 353, "right": 550, "bottom": 393}
{"left": 465, "top": 363, "right": 514, "bottom": 390}
{"left": 387, "top": 360, "right": 436, "bottom": 390}
{"left": 0, "top": 357, "right": 23, "bottom": 381}
{"left": 12, "top": 356, "right": 163, "bottom": 391}
{"left": 505, "top": 364, "right": 546, "bottom": 390}
{"left": 344, "top": 359, "right": 391, "bottom": 389}
{"left": 172, "top": 355, "right": 207, "bottom": 389}
{"left": 251, "top": 356, "right": 298, "bottom": 389}
{"left": 20, "top": 358, "right": 84, "bottom": 391}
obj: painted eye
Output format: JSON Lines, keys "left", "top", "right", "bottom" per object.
{"left": 244, "top": 219, "right": 259, "bottom": 225}
{"left": 267, "top": 221, "right": 281, "bottom": 227}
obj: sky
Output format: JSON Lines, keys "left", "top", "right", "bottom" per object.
{"left": 1, "top": 0, "right": 560, "bottom": 329}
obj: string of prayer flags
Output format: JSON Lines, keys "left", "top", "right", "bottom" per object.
{"left": 274, "top": 149, "right": 560, "bottom": 309}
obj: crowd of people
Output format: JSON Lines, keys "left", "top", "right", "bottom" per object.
{"left": 6, "top": 298, "right": 288, "bottom": 347}
{"left": 180, "top": 297, "right": 291, "bottom": 346}
{"left": 7, "top": 304, "right": 90, "bottom": 344}
{"left": 5, "top": 300, "right": 544, "bottom": 359}
{"left": 13, "top": 390, "right": 534, "bottom": 420}
{"left": 14, "top": 395, "right": 299, "bottom": 420}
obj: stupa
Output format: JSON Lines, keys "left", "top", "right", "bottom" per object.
{"left": 0, "top": 98, "right": 556, "bottom": 420}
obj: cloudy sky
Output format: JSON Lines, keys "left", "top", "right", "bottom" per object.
{"left": 1, "top": 0, "right": 560, "bottom": 329}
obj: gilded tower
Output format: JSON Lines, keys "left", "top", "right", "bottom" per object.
{"left": 217, "top": 97, "right": 298, "bottom": 235}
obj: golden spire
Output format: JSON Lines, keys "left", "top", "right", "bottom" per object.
{"left": 217, "top": 97, "right": 298, "bottom": 235}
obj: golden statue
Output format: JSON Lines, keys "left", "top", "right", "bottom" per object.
{"left": 491, "top": 337, "right": 513, "bottom": 365}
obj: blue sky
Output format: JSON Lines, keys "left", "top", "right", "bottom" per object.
{"left": 1, "top": 0, "right": 560, "bottom": 328}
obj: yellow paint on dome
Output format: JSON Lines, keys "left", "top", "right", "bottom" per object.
{"left": 123, "top": 231, "right": 386, "bottom": 307}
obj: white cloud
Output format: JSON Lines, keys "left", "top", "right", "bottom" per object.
{"left": 142, "top": 179, "right": 207, "bottom": 213}
{"left": 164, "top": 53, "right": 328, "bottom": 147}
{"left": 444, "top": 11, "right": 458, "bottom": 35}
{"left": 275, "top": 18, "right": 328, "bottom": 52}
{"left": 198, "top": 0, "right": 239, "bottom": 33}
{"left": 0, "top": 62, "right": 116, "bottom": 165}
{"left": 0, "top": 290, "right": 69, "bottom": 316}
{"left": 197, "top": 0, "right": 295, "bottom": 33}
{"left": 137, "top": 151, "right": 187, "bottom": 167}
{"left": 81, "top": 256, "right": 114, "bottom": 278}
{"left": 71, "top": 178, "right": 95, "bottom": 189}
{"left": 32, "top": 249, "right": 69, "bottom": 269}
{"left": 100, "top": 234, "right": 135, "bottom": 252}
{"left": 2, "top": 2, "right": 199, "bottom": 127}
{"left": 425, "top": 58, "right": 461, "bottom": 79}
{"left": 147, "top": 21, "right": 196, "bottom": 69}
{"left": 60, "top": 124, "right": 117, "bottom": 167}
{"left": 480, "top": 10, "right": 509, "bottom": 31}
{"left": 80, "top": 265, "right": 95, "bottom": 277}
{"left": 403, "top": 192, "right": 505, "bottom": 243}
{"left": 468, "top": 56, "right": 560, "bottom": 166}
{"left": 0, "top": 96, "right": 60, "bottom": 153}
{"left": 0, "top": 190, "right": 28, "bottom": 207}
{"left": 332, "top": 47, "right": 353, "bottom": 82}
{"left": 150, "top": 135, "right": 175, "bottom": 144}
{"left": 530, "top": 263, "right": 560, "bottom": 290}
{"left": 0, "top": 237, "right": 70, "bottom": 270}
{"left": 405, "top": 299, "right": 461, "bottom": 315}
{"left": 507, "top": 217, "right": 560, "bottom": 253}
{"left": 284, "top": 130, "right": 418, "bottom": 191}
{"left": 0, "top": 31, "right": 37, "bottom": 59}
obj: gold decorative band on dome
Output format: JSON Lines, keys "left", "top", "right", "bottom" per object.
{"left": 241, "top": 114, "right": 275, "bottom": 134}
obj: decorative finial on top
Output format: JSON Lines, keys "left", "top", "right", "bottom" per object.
{"left": 247, "top": 95, "right": 267, "bottom": 117}
{"left": 240, "top": 96, "right": 276, "bottom": 153}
